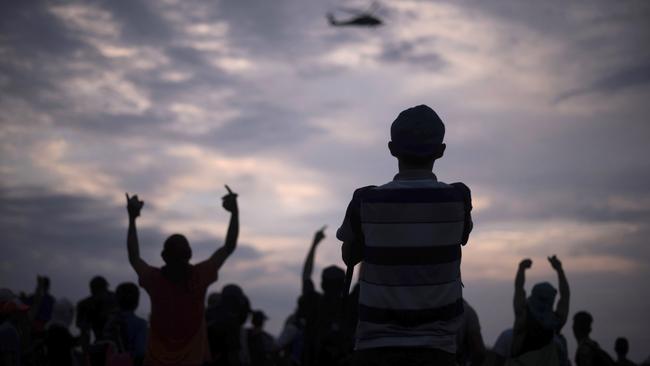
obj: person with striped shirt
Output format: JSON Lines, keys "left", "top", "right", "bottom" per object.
{"left": 337, "top": 105, "right": 473, "bottom": 366}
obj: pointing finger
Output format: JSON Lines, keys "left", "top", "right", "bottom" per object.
{"left": 225, "top": 185, "right": 234, "bottom": 194}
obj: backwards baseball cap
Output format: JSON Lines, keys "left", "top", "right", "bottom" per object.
{"left": 390, "top": 104, "right": 445, "bottom": 157}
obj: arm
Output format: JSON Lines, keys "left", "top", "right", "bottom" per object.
{"left": 549, "top": 255, "right": 570, "bottom": 330}
{"left": 302, "top": 227, "right": 326, "bottom": 293}
{"left": 341, "top": 241, "right": 362, "bottom": 267}
{"left": 514, "top": 259, "right": 531, "bottom": 317}
{"left": 126, "top": 193, "right": 148, "bottom": 275}
{"left": 208, "top": 185, "right": 239, "bottom": 270}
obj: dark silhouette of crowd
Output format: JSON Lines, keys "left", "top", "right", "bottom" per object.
{"left": 1, "top": 106, "right": 647, "bottom": 366}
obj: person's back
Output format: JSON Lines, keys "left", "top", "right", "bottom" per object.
{"left": 139, "top": 260, "right": 215, "bottom": 365}
{"left": 456, "top": 300, "right": 486, "bottom": 366}
{"left": 573, "top": 311, "right": 615, "bottom": 366}
{"left": 615, "top": 337, "right": 637, "bottom": 366}
{"left": 337, "top": 105, "right": 473, "bottom": 366}
{"left": 76, "top": 276, "right": 118, "bottom": 345}
{"left": 125, "top": 186, "right": 240, "bottom": 366}
{"left": 247, "top": 310, "right": 277, "bottom": 366}
{"left": 103, "top": 282, "right": 147, "bottom": 365}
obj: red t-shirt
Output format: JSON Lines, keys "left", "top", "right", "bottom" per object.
{"left": 139, "top": 260, "right": 218, "bottom": 366}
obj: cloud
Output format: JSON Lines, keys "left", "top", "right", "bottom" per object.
{"left": 2, "top": 0, "right": 650, "bottom": 357}
{"left": 555, "top": 64, "right": 650, "bottom": 102}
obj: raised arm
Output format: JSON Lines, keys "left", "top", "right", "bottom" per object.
{"left": 126, "top": 193, "right": 148, "bottom": 275}
{"left": 302, "top": 226, "right": 326, "bottom": 293}
{"left": 208, "top": 185, "right": 239, "bottom": 270}
{"left": 549, "top": 255, "right": 570, "bottom": 330}
{"left": 514, "top": 258, "right": 531, "bottom": 317}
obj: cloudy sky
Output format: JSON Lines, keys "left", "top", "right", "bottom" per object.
{"left": 2, "top": 0, "right": 649, "bottom": 360}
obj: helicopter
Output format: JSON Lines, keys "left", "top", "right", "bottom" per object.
{"left": 326, "top": 1, "right": 383, "bottom": 27}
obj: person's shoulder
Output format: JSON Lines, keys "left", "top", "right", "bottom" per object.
{"left": 351, "top": 185, "right": 378, "bottom": 199}
{"left": 77, "top": 296, "right": 92, "bottom": 307}
{"left": 133, "top": 314, "right": 148, "bottom": 329}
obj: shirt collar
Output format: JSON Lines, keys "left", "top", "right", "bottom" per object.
{"left": 393, "top": 170, "right": 437, "bottom": 181}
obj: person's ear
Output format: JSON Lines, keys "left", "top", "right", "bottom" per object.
{"left": 388, "top": 141, "right": 398, "bottom": 157}
{"left": 433, "top": 143, "right": 446, "bottom": 159}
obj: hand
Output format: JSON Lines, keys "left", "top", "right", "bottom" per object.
{"left": 548, "top": 255, "right": 563, "bottom": 271}
{"left": 126, "top": 193, "right": 144, "bottom": 219}
{"left": 314, "top": 226, "right": 327, "bottom": 244}
{"left": 519, "top": 258, "right": 532, "bottom": 270}
{"left": 222, "top": 185, "right": 238, "bottom": 213}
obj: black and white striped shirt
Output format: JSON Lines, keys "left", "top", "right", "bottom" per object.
{"left": 337, "top": 171, "right": 472, "bottom": 353}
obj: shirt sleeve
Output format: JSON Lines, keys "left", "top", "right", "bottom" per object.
{"left": 336, "top": 186, "right": 375, "bottom": 244}
{"left": 450, "top": 182, "right": 473, "bottom": 245}
{"left": 194, "top": 259, "right": 219, "bottom": 288}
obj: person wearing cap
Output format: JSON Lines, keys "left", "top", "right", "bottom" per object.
{"left": 336, "top": 105, "right": 474, "bottom": 365}
{"left": 125, "top": 186, "right": 239, "bottom": 366}
{"left": 510, "top": 256, "right": 570, "bottom": 365}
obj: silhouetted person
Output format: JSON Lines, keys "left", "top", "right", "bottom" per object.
{"left": 24, "top": 275, "right": 55, "bottom": 334}
{"left": 247, "top": 310, "right": 278, "bottom": 366}
{"left": 337, "top": 105, "right": 473, "bottom": 366}
{"left": 125, "top": 185, "right": 239, "bottom": 366}
{"left": 300, "top": 227, "right": 351, "bottom": 366}
{"left": 0, "top": 289, "right": 30, "bottom": 366}
{"left": 493, "top": 328, "right": 514, "bottom": 365}
{"left": 615, "top": 338, "right": 637, "bottom": 366}
{"left": 207, "top": 283, "right": 251, "bottom": 366}
{"left": 277, "top": 295, "right": 308, "bottom": 366}
{"left": 45, "top": 298, "right": 77, "bottom": 366}
{"left": 573, "top": 311, "right": 615, "bottom": 366}
{"left": 510, "top": 256, "right": 570, "bottom": 365}
{"left": 76, "top": 275, "right": 118, "bottom": 347}
{"left": 103, "top": 282, "right": 147, "bottom": 366}
{"left": 456, "top": 300, "right": 486, "bottom": 366}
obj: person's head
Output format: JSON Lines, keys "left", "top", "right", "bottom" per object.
{"left": 573, "top": 311, "right": 593, "bottom": 340}
{"left": 388, "top": 105, "right": 446, "bottom": 170}
{"left": 116, "top": 282, "right": 139, "bottom": 312}
{"left": 615, "top": 337, "right": 629, "bottom": 358}
{"left": 89, "top": 276, "right": 109, "bottom": 297}
{"left": 207, "top": 292, "right": 221, "bottom": 308}
{"left": 222, "top": 284, "right": 250, "bottom": 325}
{"left": 49, "top": 298, "right": 74, "bottom": 328}
{"left": 321, "top": 265, "right": 345, "bottom": 296}
{"left": 527, "top": 282, "right": 559, "bottom": 331}
{"left": 251, "top": 310, "right": 267, "bottom": 329}
{"left": 38, "top": 276, "right": 50, "bottom": 293}
{"left": 162, "top": 234, "right": 192, "bottom": 266}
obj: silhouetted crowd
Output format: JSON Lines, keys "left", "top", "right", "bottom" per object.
{"left": 1, "top": 253, "right": 647, "bottom": 366}
{"left": 2, "top": 105, "right": 647, "bottom": 366}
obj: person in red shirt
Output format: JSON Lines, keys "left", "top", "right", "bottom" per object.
{"left": 125, "top": 186, "right": 239, "bottom": 366}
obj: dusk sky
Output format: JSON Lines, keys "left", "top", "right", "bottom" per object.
{"left": 1, "top": 0, "right": 649, "bottom": 361}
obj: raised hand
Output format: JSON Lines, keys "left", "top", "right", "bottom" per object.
{"left": 222, "top": 185, "right": 238, "bottom": 213}
{"left": 519, "top": 258, "right": 532, "bottom": 270}
{"left": 548, "top": 255, "right": 563, "bottom": 271}
{"left": 314, "top": 225, "right": 327, "bottom": 244}
{"left": 126, "top": 193, "right": 144, "bottom": 219}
